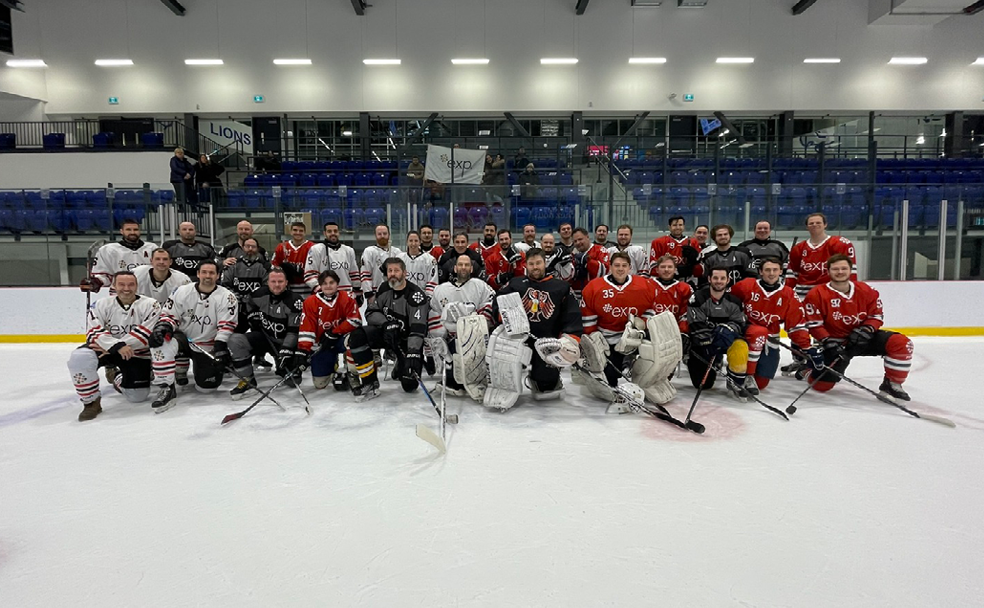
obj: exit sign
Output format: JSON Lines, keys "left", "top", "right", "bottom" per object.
{"left": 253, "top": 95, "right": 265, "bottom": 103}
{"left": 683, "top": 93, "right": 694, "bottom": 102}
{"left": 108, "top": 97, "right": 119, "bottom": 105}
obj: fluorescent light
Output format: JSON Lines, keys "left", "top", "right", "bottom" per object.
{"left": 972, "top": 57, "right": 984, "bottom": 65}
{"left": 95, "top": 59, "right": 134, "bottom": 66}
{"left": 803, "top": 58, "right": 840, "bottom": 64}
{"left": 451, "top": 58, "right": 490, "bottom": 65}
{"left": 185, "top": 59, "right": 224, "bottom": 66}
{"left": 273, "top": 58, "right": 312, "bottom": 65}
{"left": 540, "top": 58, "right": 578, "bottom": 65}
{"left": 716, "top": 57, "right": 754, "bottom": 64}
{"left": 916, "top": 135, "right": 926, "bottom": 145}
{"left": 363, "top": 59, "right": 401, "bottom": 65}
{"left": 629, "top": 57, "right": 667, "bottom": 64}
{"left": 889, "top": 57, "right": 927, "bottom": 65}
{"left": 5, "top": 59, "right": 47, "bottom": 68}
{"left": 342, "top": 131, "right": 353, "bottom": 136}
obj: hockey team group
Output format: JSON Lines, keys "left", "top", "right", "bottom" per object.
{"left": 70, "top": 210, "right": 917, "bottom": 430}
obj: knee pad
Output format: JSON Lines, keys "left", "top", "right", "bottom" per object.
{"left": 812, "top": 380, "right": 835, "bottom": 393}
{"left": 400, "top": 378, "right": 418, "bottom": 393}
{"left": 483, "top": 326, "right": 531, "bottom": 411}
{"left": 313, "top": 376, "right": 331, "bottom": 389}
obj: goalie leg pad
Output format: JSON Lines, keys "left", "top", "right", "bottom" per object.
{"left": 643, "top": 379, "right": 677, "bottom": 405}
{"left": 483, "top": 326, "right": 531, "bottom": 410}
{"left": 632, "top": 312, "right": 684, "bottom": 388}
{"left": 574, "top": 366, "right": 618, "bottom": 402}
{"left": 580, "top": 331, "right": 610, "bottom": 373}
{"left": 726, "top": 339, "right": 749, "bottom": 375}
{"left": 454, "top": 314, "right": 489, "bottom": 402}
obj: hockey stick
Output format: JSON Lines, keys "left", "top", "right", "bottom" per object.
{"left": 415, "top": 352, "right": 450, "bottom": 453}
{"left": 600, "top": 360, "right": 705, "bottom": 433}
{"left": 83, "top": 239, "right": 107, "bottom": 321}
{"left": 397, "top": 346, "right": 459, "bottom": 426}
{"left": 777, "top": 341, "right": 955, "bottom": 428}
{"left": 186, "top": 339, "right": 286, "bottom": 413}
{"left": 686, "top": 350, "right": 788, "bottom": 421}
{"left": 220, "top": 370, "right": 304, "bottom": 425}
{"left": 258, "top": 329, "right": 311, "bottom": 415}
{"left": 686, "top": 354, "right": 716, "bottom": 425}
{"left": 785, "top": 353, "right": 842, "bottom": 415}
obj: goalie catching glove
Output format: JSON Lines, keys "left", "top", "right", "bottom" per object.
{"left": 534, "top": 334, "right": 580, "bottom": 368}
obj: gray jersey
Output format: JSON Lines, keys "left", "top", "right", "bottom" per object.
{"left": 162, "top": 239, "right": 217, "bottom": 278}
{"left": 221, "top": 256, "right": 270, "bottom": 304}
{"left": 133, "top": 265, "right": 192, "bottom": 304}
{"left": 365, "top": 281, "right": 429, "bottom": 355}
{"left": 738, "top": 238, "right": 790, "bottom": 268}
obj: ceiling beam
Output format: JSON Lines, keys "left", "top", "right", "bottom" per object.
{"left": 404, "top": 113, "right": 440, "bottom": 148}
{"left": 575, "top": 0, "right": 590, "bottom": 15}
{"left": 159, "top": 0, "right": 186, "bottom": 16}
{"left": 791, "top": 0, "right": 819, "bottom": 15}
{"left": 503, "top": 113, "right": 531, "bottom": 138}
{"left": 349, "top": 0, "right": 366, "bottom": 16}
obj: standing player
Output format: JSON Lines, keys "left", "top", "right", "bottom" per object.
{"left": 647, "top": 216, "right": 700, "bottom": 281}
{"left": 605, "top": 224, "right": 648, "bottom": 276}
{"left": 803, "top": 254, "right": 913, "bottom": 402}
{"left": 133, "top": 248, "right": 192, "bottom": 304}
{"left": 304, "top": 221, "right": 362, "bottom": 302}
{"left": 297, "top": 270, "right": 362, "bottom": 390}
{"left": 67, "top": 271, "right": 160, "bottom": 421}
{"left": 541, "top": 233, "right": 573, "bottom": 280}
{"left": 81, "top": 218, "right": 157, "bottom": 293}
{"left": 219, "top": 220, "right": 267, "bottom": 268}
{"left": 360, "top": 223, "right": 402, "bottom": 306}
{"left": 693, "top": 225, "right": 710, "bottom": 251}
{"left": 593, "top": 224, "right": 612, "bottom": 249}
{"left": 515, "top": 223, "right": 540, "bottom": 253}
{"left": 397, "top": 231, "right": 439, "bottom": 295}
{"left": 419, "top": 224, "right": 444, "bottom": 261}
{"left": 651, "top": 254, "right": 693, "bottom": 334}
{"left": 697, "top": 224, "right": 758, "bottom": 288}
{"left": 271, "top": 221, "right": 314, "bottom": 296}
{"left": 738, "top": 220, "right": 790, "bottom": 269}
{"left": 686, "top": 267, "right": 750, "bottom": 401}
{"left": 147, "top": 260, "right": 239, "bottom": 412}
{"left": 484, "top": 229, "right": 526, "bottom": 291}
{"left": 470, "top": 222, "right": 499, "bottom": 258}
{"left": 785, "top": 212, "right": 856, "bottom": 300}
{"left": 437, "top": 231, "right": 485, "bottom": 284}
{"left": 569, "top": 227, "right": 610, "bottom": 304}
{"left": 221, "top": 237, "right": 269, "bottom": 332}
{"left": 557, "top": 222, "right": 575, "bottom": 255}
{"left": 162, "top": 221, "right": 216, "bottom": 279}
{"left": 730, "top": 257, "right": 815, "bottom": 394}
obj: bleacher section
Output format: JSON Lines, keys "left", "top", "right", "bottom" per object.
{"left": 0, "top": 189, "right": 174, "bottom": 234}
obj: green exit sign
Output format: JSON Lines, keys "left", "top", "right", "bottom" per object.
{"left": 683, "top": 93, "right": 694, "bottom": 102}
{"left": 253, "top": 95, "right": 265, "bottom": 103}
{"left": 108, "top": 97, "right": 119, "bottom": 105}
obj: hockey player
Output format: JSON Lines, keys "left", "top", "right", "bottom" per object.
{"left": 693, "top": 225, "right": 710, "bottom": 251}
{"left": 437, "top": 232, "right": 485, "bottom": 284}
{"left": 162, "top": 222, "right": 217, "bottom": 279}
{"left": 515, "top": 223, "right": 540, "bottom": 253}
{"left": 569, "top": 227, "right": 610, "bottom": 304}
{"left": 427, "top": 254, "right": 496, "bottom": 399}
{"left": 436, "top": 228, "right": 452, "bottom": 254}
{"left": 304, "top": 221, "right": 362, "bottom": 303}
{"left": 360, "top": 223, "right": 402, "bottom": 306}
{"left": 557, "top": 222, "right": 574, "bottom": 255}
{"left": 347, "top": 257, "right": 430, "bottom": 400}
{"left": 397, "top": 231, "right": 438, "bottom": 295}
{"left": 147, "top": 260, "right": 239, "bottom": 412}
{"left": 647, "top": 216, "right": 700, "bottom": 280}
{"left": 651, "top": 254, "right": 693, "bottom": 333}
{"left": 219, "top": 220, "right": 267, "bottom": 268}
{"left": 697, "top": 224, "right": 757, "bottom": 288}
{"left": 419, "top": 224, "right": 444, "bottom": 261}
{"left": 738, "top": 220, "right": 790, "bottom": 269}
{"left": 785, "top": 212, "right": 856, "bottom": 300}
{"left": 297, "top": 270, "right": 362, "bottom": 390}
{"left": 686, "top": 267, "right": 751, "bottom": 401}
{"left": 541, "top": 233, "right": 573, "bottom": 281}
{"left": 803, "top": 254, "right": 913, "bottom": 402}
{"left": 226, "top": 269, "right": 306, "bottom": 398}
{"left": 469, "top": 222, "right": 499, "bottom": 258}
{"left": 730, "top": 257, "right": 815, "bottom": 394}
{"left": 594, "top": 224, "right": 612, "bottom": 249}
{"left": 133, "top": 248, "right": 192, "bottom": 304}
{"left": 68, "top": 271, "right": 160, "bottom": 420}
{"left": 605, "top": 224, "right": 648, "bottom": 276}
{"left": 81, "top": 218, "right": 157, "bottom": 293}
{"left": 484, "top": 229, "right": 527, "bottom": 291}
{"left": 221, "top": 237, "right": 270, "bottom": 332}
{"left": 271, "top": 221, "right": 314, "bottom": 296}
{"left": 485, "top": 248, "right": 582, "bottom": 410}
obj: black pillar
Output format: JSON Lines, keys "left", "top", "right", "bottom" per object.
{"left": 945, "top": 112, "right": 965, "bottom": 158}
{"left": 777, "top": 111, "right": 795, "bottom": 158}
{"left": 359, "top": 112, "right": 371, "bottom": 162}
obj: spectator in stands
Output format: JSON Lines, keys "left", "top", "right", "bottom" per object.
{"left": 195, "top": 154, "right": 225, "bottom": 205}
{"left": 514, "top": 148, "right": 531, "bottom": 174}
{"left": 520, "top": 163, "right": 539, "bottom": 198}
{"left": 407, "top": 156, "right": 425, "bottom": 186}
{"left": 220, "top": 220, "right": 268, "bottom": 268}
{"left": 483, "top": 155, "right": 494, "bottom": 184}
{"left": 169, "top": 148, "right": 196, "bottom": 206}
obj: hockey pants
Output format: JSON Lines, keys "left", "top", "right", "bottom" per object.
{"left": 810, "top": 330, "right": 913, "bottom": 392}
{"left": 68, "top": 345, "right": 151, "bottom": 405}
{"left": 151, "top": 333, "right": 225, "bottom": 390}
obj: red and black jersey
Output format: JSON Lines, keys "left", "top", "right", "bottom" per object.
{"left": 581, "top": 275, "right": 657, "bottom": 344}
{"left": 803, "top": 281, "right": 884, "bottom": 342}
{"left": 496, "top": 275, "right": 583, "bottom": 340}
{"left": 422, "top": 243, "right": 446, "bottom": 262}
{"left": 651, "top": 277, "right": 692, "bottom": 332}
{"left": 730, "top": 277, "right": 810, "bottom": 349}
{"left": 785, "top": 236, "right": 856, "bottom": 298}
{"left": 484, "top": 246, "right": 526, "bottom": 291}
{"left": 469, "top": 239, "right": 497, "bottom": 259}
{"left": 569, "top": 244, "right": 610, "bottom": 296}
{"left": 297, "top": 291, "right": 362, "bottom": 352}
{"left": 648, "top": 235, "right": 701, "bottom": 277}
{"left": 272, "top": 240, "right": 314, "bottom": 288}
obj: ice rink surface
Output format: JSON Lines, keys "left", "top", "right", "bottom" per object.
{"left": 2, "top": 338, "right": 983, "bottom": 607}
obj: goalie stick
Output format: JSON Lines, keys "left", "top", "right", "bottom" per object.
{"left": 777, "top": 341, "right": 956, "bottom": 428}
{"left": 415, "top": 353, "right": 452, "bottom": 453}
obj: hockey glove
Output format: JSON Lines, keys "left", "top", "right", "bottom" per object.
{"left": 846, "top": 325, "right": 875, "bottom": 353}
{"left": 710, "top": 324, "right": 739, "bottom": 357}
{"left": 403, "top": 351, "right": 423, "bottom": 381}
{"left": 534, "top": 334, "right": 581, "bottom": 368}
{"left": 822, "top": 338, "right": 846, "bottom": 362}
{"left": 79, "top": 277, "right": 102, "bottom": 293}
{"left": 495, "top": 272, "right": 512, "bottom": 288}
{"left": 507, "top": 248, "right": 522, "bottom": 266}
{"left": 691, "top": 326, "right": 714, "bottom": 350}
{"left": 148, "top": 322, "right": 173, "bottom": 348}
{"left": 320, "top": 331, "right": 341, "bottom": 355}
{"left": 805, "top": 346, "right": 825, "bottom": 371}
{"left": 573, "top": 252, "right": 589, "bottom": 281}
{"left": 212, "top": 341, "right": 232, "bottom": 367}
{"left": 383, "top": 319, "right": 404, "bottom": 352}
{"left": 291, "top": 351, "right": 311, "bottom": 373}
{"left": 354, "top": 291, "right": 365, "bottom": 308}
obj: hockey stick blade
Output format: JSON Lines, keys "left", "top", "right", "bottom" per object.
{"left": 415, "top": 423, "right": 447, "bottom": 453}
{"left": 221, "top": 411, "right": 246, "bottom": 425}
{"left": 912, "top": 412, "right": 956, "bottom": 428}
{"left": 635, "top": 401, "right": 705, "bottom": 434}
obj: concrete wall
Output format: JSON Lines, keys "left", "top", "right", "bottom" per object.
{"left": 0, "top": 151, "right": 174, "bottom": 189}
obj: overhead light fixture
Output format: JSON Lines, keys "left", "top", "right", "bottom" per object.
{"left": 972, "top": 57, "right": 984, "bottom": 65}
{"left": 540, "top": 58, "right": 578, "bottom": 65}
{"left": 803, "top": 58, "right": 840, "bottom": 64}
{"left": 342, "top": 130, "right": 353, "bottom": 136}
{"left": 273, "top": 58, "right": 312, "bottom": 65}
{"left": 185, "top": 59, "right": 224, "bottom": 65}
{"left": 629, "top": 57, "right": 667, "bottom": 64}
{"left": 889, "top": 57, "right": 927, "bottom": 65}
{"left": 363, "top": 59, "right": 401, "bottom": 65}
{"left": 451, "top": 58, "right": 490, "bottom": 65}
{"left": 678, "top": 0, "right": 707, "bottom": 6}
{"left": 716, "top": 57, "right": 754, "bottom": 64}
{"left": 631, "top": 1, "right": 663, "bottom": 6}
{"left": 95, "top": 59, "right": 134, "bottom": 66}
{"left": 5, "top": 59, "right": 47, "bottom": 68}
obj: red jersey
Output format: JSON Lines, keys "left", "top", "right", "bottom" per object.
{"left": 730, "top": 278, "right": 810, "bottom": 349}
{"left": 484, "top": 247, "right": 526, "bottom": 291}
{"left": 785, "top": 235, "right": 856, "bottom": 298}
{"left": 581, "top": 275, "right": 656, "bottom": 344}
{"left": 651, "top": 277, "right": 692, "bottom": 332}
{"left": 648, "top": 235, "right": 700, "bottom": 274}
{"left": 272, "top": 240, "right": 314, "bottom": 288}
{"left": 423, "top": 244, "right": 445, "bottom": 261}
{"left": 469, "top": 240, "right": 497, "bottom": 258}
{"left": 570, "top": 244, "right": 610, "bottom": 296}
{"left": 297, "top": 291, "right": 362, "bottom": 352}
{"left": 803, "top": 281, "right": 884, "bottom": 342}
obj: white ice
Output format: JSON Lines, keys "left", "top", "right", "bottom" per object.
{"left": 1, "top": 338, "right": 982, "bottom": 607}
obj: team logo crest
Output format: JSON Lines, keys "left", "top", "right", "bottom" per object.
{"left": 411, "top": 291, "right": 426, "bottom": 305}
{"left": 523, "top": 288, "right": 555, "bottom": 321}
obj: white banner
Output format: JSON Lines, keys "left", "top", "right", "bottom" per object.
{"left": 423, "top": 144, "right": 486, "bottom": 185}
{"left": 202, "top": 119, "right": 254, "bottom": 155}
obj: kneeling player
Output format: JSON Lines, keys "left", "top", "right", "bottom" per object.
{"left": 147, "top": 261, "right": 239, "bottom": 412}
{"left": 297, "top": 270, "right": 362, "bottom": 389}
{"left": 729, "top": 257, "right": 816, "bottom": 394}
{"left": 68, "top": 271, "right": 160, "bottom": 420}
{"left": 485, "top": 248, "right": 582, "bottom": 410}
{"left": 804, "top": 254, "right": 914, "bottom": 401}
{"left": 686, "top": 267, "right": 751, "bottom": 401}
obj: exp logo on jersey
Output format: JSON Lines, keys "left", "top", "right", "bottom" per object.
{"left": 831, "top": 311, "right": 867, "bottom": 326}
{"left": 601, "top": 303, "right": 639, "bottom": 318}
{"left": 522, "top": 289, "right": 555, "bottom": 321}
{"left": 189, "top": 314, "right": 213, "bottom": 333}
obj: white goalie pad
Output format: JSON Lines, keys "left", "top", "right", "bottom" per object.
{"left": 631, "top": 311, "right": 683, "bottom": 402}
{"left": 496, "top": 292, "right": 530, "bottom": 337}
{"left": 453, "top": 314, "right": 489, "bottom": 402}
{"left": 426, "top": 336, "right": 450, "bottom": 363}
{"left": 643, "top": 380, "right": 677, "bottom": 406}
{"left": 442, "top": 301, "right": 476, "bottom": 334}
{"left": 483, "top": 325, "right": 532, "bottom": 410}
{"left": 534, "top": 335, "right": 580, "bottom": 368}
{"left": 579, "top": 331, "right": 610, "bottom": 373}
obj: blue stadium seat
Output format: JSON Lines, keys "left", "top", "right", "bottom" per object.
{"left": 342, "top": 208, "right": 362, "bottom": 231}
{"left": 430, "top": 207, "right": 450, "bottom": 230}
{"left": 532, "top": 205, "right": 554, "bottom": 231}
{"left": 511, "top": 207, "right": 531, "bottom": 231}
{"left": 453, "top": 206, "right": 470, "bottom": 230}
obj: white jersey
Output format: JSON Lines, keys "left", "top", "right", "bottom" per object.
{"left": 515, "top": 240, "right": 540, "bottom": 254}
{"left": 304, "top": 242, "right": 360, "bottom": 293}
{"left": 159, "top": 283, "right": 239, "bottom": 347}
{"left": 91, "top": 240, "right": 158, "bottom": 288}
{"left": 132, "top": 265, "right": 192, "bottom": 304}
{"left": 398, "top": 251, "right": 439, "bottom": 294}
{"left": 605, "top": 244, "right": 648, "bottom": 277}
{"left": 85, "top": 295, "right": 161, "bottom": 358}
{"left": 361, "top": 244, "right": 403, "bottom": 295}
{"left": 427, "top": 278, "right": 495, "bottom": 339}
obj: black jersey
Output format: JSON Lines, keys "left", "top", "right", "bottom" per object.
{"left": 219, "top": 241, "right": 268, "bottom": 263}
{"left": 365, "top": 281, "right": 430, "bottom": 356}
{"left": 437, "top": 248, "right": 485, "bottom": 284}
{"left": 244, "top": 286, "right": 304, "bottom": 350}
{"left": 162, "top": 239, "right": 217, "bottom": 277}
{"left": 686, "top": 287, "right": 746, "bottom": 337}
{"left": 221, "top": 256, "right": 270, "bottom": 304}
{"left": 737, "top": 238, "right": 790, "bottom": 268}
{"left": 496, "top": 275, "right": 582, "bottom": 339}
{"left": 699, "top": 246, "right": 757, "bottom": 288}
